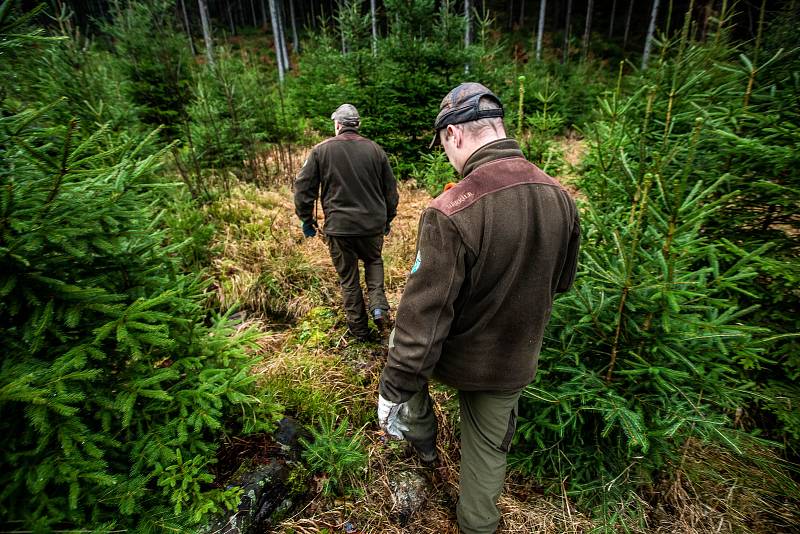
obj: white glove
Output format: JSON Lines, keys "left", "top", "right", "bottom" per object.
{"left": 378, "top": 394, "right": 408, "bottom": 440}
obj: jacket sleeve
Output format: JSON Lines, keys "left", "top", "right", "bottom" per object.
{"left": 381, "top": 151, "right": 399, "bottom": 225}
{"left": 294, "top": 150, "right": 320, "bottom": 225}
{"left": 379, "top": 208, "right": 466, "bottom": 403}
{"left": 556, "top": 209, "right": 581, "bottom": 293}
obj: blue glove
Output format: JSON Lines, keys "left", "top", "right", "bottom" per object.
{"left": 302, "top": 221, "right": 317, "bottom": 238}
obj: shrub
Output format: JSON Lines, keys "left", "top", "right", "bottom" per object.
{"left": 104, "top": 0, "right": 192, "bottom": 140}
{"left": 300, "top": 416, "right": 368, "bottom": 496}
{"left": 0, "top": 105, "right": 282, "bottom": 530}
{"left": 509, "top": 14, "right": 800, "bottom": 523}
{"left": 410, "top": 150, "right": 456, "bottom": 197}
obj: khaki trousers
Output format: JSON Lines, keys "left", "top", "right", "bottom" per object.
{"left": 398, "top": 385, "right": 522, "bottom": 534}
{"left": 326, "top": 235, "right": 389, "bottom": 337}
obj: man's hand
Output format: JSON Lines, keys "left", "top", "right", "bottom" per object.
{"left": 302, "top": 221, "right": 317, "bottom": 238}
{"left": 377, "top": 394, "right": 407, "bottom": 439}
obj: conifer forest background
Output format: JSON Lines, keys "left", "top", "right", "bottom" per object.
{"left": 1, "top": 0, "right": 799, "bottom": 532}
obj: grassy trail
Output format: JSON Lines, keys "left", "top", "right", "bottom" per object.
{"left": 203, "top": 140, "right": 797, "bottom": 533}
{"left": 204, "top": 163, "right": 596, "bottom": 531}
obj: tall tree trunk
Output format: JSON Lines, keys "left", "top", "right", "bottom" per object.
{"left": 465, "top": 0, "right": 472, "bottom": 73}
{"left": 536, "top": 0, "right": 546, "bottom": 61}
{"left": 508, "top": 0, "right": 514, "bottom": 30}
{"left": 261, "top": 0, "right": 268, "bottom": 29}
{"left": 250, "top": 0, "right": 258, "bottom": 26}
{"left": 227, "top": 2, "right": 236, "bottom": 34}
{"left": 623, "top": 0, "right": 634, "bottom": 50}
{"left": 608, "top": 0, "right": 617, "bottom": 38}
{"left": 268, "top": 0, "right": 285, "bottom": 82}
{"left": 582, "top": 0, "right": 594, "bottom": 59}
{"left": 562, "top": 0, "right": 572, "bottom": 63}
{"left": 371, "top": 0, "right": 377, "bottom": 56}
{"left": 339, "top": 0, "right": 346, "bottom": 54}
{"left": 641, "top": 0, "right": 661, "bottom": 68}
{"left": 289, "top": 0, "right": 299, "bottom": 52}
{"left": 197, "top": 0, "right": 215, "bottom": 65}
{"left": 278, "top": 0, "right": 291, "bottom": 69}
{"left": 465, "top": 0, "right": 472, "bottom": 47}
{"left": 519, "top": 0, "right": 525, "bottom": 28}
{"left": 179, "top": 0, "right": 197, "bottom": 56}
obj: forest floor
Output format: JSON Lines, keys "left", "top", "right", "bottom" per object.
{"left": 209, "top": 180, "right": 598, "bottom": 533}
{"left": 202, "top": 138, "right": 798, "bottom": 533}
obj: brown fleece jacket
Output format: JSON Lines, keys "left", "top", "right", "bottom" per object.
{"left": 379, "top": 138, "right": 580, "bottom": 403}
{"left": 294, "top": 127, "right": 398, "bottom": 237}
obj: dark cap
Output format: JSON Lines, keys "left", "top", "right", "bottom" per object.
{"left": 331, "top": 103, "right": 360, "bottom": 126}
{"left": 429, "top": 82, "right": 504, "bottom": 148}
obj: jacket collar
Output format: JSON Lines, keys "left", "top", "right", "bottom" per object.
{"left": 461, "top": 138, "right": 524, "bottom": 178}
{"left": 337, "top": 127, "right": 360, "bottom": 136}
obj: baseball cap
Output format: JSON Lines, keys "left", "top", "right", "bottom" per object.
{"left": 429, "top": 82, "right": 504, "bottom": 148}
{"left": 331, "top": 103, "right": 360, "bottom": 125}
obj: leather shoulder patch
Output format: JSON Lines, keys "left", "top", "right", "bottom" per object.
{"left": 430, "top": 157, "right": 563, "bottom": 216}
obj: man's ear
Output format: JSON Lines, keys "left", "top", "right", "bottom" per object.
{"left": 446, "top": 124, "right": 461, "bottom": 147}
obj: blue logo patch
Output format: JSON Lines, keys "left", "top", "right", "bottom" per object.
{"left": 410, "top": 251, "right": 422, "bottom": 274}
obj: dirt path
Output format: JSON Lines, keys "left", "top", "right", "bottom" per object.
{"left": 203, "top": 170, "right": 598, "bottom": 532}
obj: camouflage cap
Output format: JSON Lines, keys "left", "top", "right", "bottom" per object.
{"left": 331, "top": 103, "right": 360, "bottom": 126}
{"left": 429, "top": 82, "right": 504, "bottom": 148}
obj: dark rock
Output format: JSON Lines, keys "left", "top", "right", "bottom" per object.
{"left": 274, "top": 416, "right": 302, "bottom": 460}
{"left": 202, "top": 417, "right": 307, "bottom": 533}
{"left": 389, "top": 470, "right": 429, "bottom": 525}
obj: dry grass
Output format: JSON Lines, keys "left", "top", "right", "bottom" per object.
{"left": 205, "top": 182, "right": 340, "bottom": 321}
{"left": 651, "top": 439, "right": 800, "bottom": 534}
{"left": 556, "top": 132, "right": 587, "bottom": 201}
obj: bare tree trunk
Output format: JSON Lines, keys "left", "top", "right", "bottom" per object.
{"left": 465, "top": 0, "right": 472, "bottom": 73}
{"left": 641, "top": 0, "right": 661, "bottom": 68}
{"left": 371, "top": 0, "right": 377, "bottom": 56}
{"left": 508, "top": 0, "right": 514, "bottom": 30}
{"left": 339, "top": 0, "right": 346, "bottom": 54}
{"left": 536, "top": 0, "right": 546, "bottom": 61}
{"left": 227, "top": 2, "right": 236, "bottom": 34}
{"left": 562, "top": 0, "right": 572, "bottom": 63}
{"left": 623, "top": 0, "right": 634, "bottom": 50}
{"left": 197, "top": 0, "right": 215, "bottom": 65}
{"left": 179, "top": 0, "right": 197, "bottom": 56}
{"left": 582, "top": 0, "right": 594, "bottom": 59}
{"left": 519, "top": 0, "right": 525, "bottom": 28}
{"left": 268, "top": 0, "right": 285, "bottom": 82}
{"left": 608, "top": 0, "right": 617, "bottom": 38}
{"left": 250, "top": 0, "right": 257, "bottom": 26}
{"left": 289, "top": 0, "right": 299, "bottom": 52}
{"left": 261, "top": 0, "right": 268, "bottom": 28}
{"left": 278, "top": 0, "right": 291, "bottom": 69}
{"left": 465, "top": 0, "right": 472, "bottom": 47}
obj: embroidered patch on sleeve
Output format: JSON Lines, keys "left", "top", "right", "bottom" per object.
{"left": 410, "top": 251, "right": 422, "bottom": 274}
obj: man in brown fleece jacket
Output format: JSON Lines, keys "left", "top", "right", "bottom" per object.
{"left": 294, "top": 104, "right": 399, "bottom": 341}
{"left": 377, "top": 83, "right": 580, "bottom": 533}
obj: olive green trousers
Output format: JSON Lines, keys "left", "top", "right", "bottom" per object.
{"left": 326, "top": 235, "right": 389, "bottom": 337}
{"left": 399, "top": 385, "right": 522, "bottom": 534}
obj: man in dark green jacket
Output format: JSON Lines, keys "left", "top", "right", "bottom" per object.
{"left": 377, "top": 83, "right": 580, "bottom": 533}
{"left": 294, "top": 104, "right": 399, "bottom": 341}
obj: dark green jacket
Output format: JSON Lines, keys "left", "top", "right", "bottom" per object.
{"left": 380, "top": 139, "right": 581, "bottom": 403}
{"left": 294, "top": 128, "right": 398, "bottom": 236}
